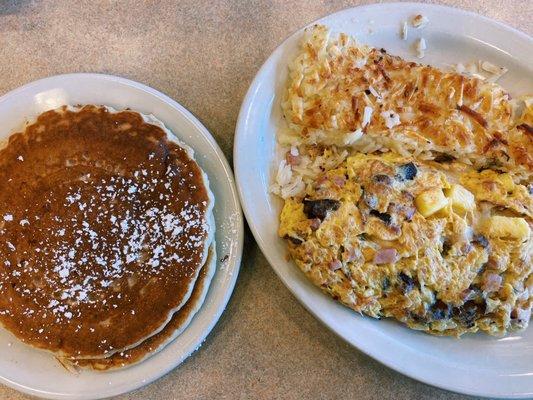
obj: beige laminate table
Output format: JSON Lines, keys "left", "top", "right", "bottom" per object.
{"left": 0, "top": 1, "right": 531, "bottom": 399}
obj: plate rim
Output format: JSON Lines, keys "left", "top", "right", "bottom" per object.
{"left": 234, "top": 2, "right": 533, "bottom": 398}
{"left": 0, "top": 72, "right": 244, "bottom": 400}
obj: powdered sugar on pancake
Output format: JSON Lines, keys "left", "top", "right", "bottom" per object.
{"left": 0, "top": 105, "right": 215, "bottom": 359}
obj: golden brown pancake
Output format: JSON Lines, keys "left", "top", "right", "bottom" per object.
{"left": 0, "top": 105, "right": 214, "bottom": 358}
{"left": 71, "top": 244, "right": 216, "bottom": 370}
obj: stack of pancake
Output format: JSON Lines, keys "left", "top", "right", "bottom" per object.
{"left": 0, "top": 105, "right": 215, "bottom": 370}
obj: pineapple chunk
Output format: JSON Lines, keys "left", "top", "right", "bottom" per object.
{"left": 445, "top": 184, "right": 476, "bottom": 213}
{"left": 481, "top": 216, "right": 531, "bottom": 240}
{"left": 415, "top": 188, "right": 449, "bottom": 217}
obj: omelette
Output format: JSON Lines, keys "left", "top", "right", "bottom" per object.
{"left": 275, "top": 25, "right": 532, "bottom": 336}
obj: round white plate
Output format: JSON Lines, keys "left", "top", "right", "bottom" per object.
{"left": 235, "top": 3, "right": 533, "bottom": 398}
{"left": 0, "top": 73, "right": 243, "bottom": 399}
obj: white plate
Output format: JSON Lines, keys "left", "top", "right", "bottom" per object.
{"left": 0, "top": 73, "right": 243, "bottom": 399}
{"left": 235, "top": 3, "right": 533, "bottom": 398}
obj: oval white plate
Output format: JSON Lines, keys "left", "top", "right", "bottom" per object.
{"left": 235, "top": 3, "right": 533, "bottom": 398}
{"left": 0, "top": 73, "right": 243, "bottom": 399}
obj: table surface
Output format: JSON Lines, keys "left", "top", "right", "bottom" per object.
{"left": 0, "top": 1, "right": 531, "bottom": 399}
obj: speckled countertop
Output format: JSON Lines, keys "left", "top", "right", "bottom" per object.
{"left": 0, "top": 1, "right": 531, "bottom": 399}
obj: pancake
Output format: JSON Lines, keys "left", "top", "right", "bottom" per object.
{"left": 71, "top": 243, "right": 216, "bottom": 370}
{"left": 0, "top": 105, "right": 214, "bottom": 358}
